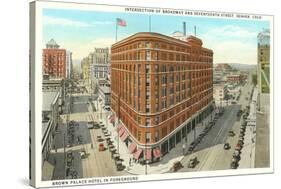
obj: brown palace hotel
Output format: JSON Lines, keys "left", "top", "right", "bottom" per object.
{"left": 110, "top": 32, "right": 214, "bottom": 162}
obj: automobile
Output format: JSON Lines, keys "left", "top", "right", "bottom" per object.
{"left": 79, "top": 150, "right": 86, "bottom": 159}
{"left": 104, "top": 106, "right": 111, "bottom": 111}
{"left": 231, "top": 101, "right": 237, "bottom": 104}
{"left": 188, "top": 157, "right": 198, "bottom": 168}
{"left": 228, "top": 131, "right": 235, "bottom": 137}
{"left": 172, "top": 161, "right": 183, "bottom": 172}
{"left": 87, "top": 122, "right": 94, "bottom": 129}
{"left": 187, "top": 146, "right": 194, "bottom": 152}
{"left": 224, "top": 143, "right": 230, "bottom": 150}
{"left": 98, "top": 143, "right": 105, "bottom": 151}
{"left": 231, "top": 161, "right": 238, "bottom": 169}
{"left": 235, "top": 144, "right": 242, "bottom": 151}
{"left": 233, "top": 150, "right": 240, "bottom": 157}
{"left": 238, "top": 139, "right": 244, "bottom": 145}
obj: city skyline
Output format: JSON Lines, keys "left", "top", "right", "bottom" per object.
{"left": 43, "top": 8, "right": 270, "bottom": 65}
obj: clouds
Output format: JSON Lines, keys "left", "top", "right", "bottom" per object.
{"left": 43, "top": 16, "right": 114, "bottom": 28}
{"left": 59, "top": 37, "right": 115, "bottom": 60}
{"left": 200, "top": 25, "right": 258, "bottom": 64}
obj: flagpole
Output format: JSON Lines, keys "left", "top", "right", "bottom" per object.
{"left": 149, "top": 15, "right": 151, "bottom": 32}
{"left": 115, "top": 19, "right": 118, "bottom": 42}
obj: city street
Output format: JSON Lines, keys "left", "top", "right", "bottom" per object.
{"left": 46, "top": 91, "right": 127, "bottom": 180}
{"left": 178, "top": 74, "right": 254, "bottom": 172}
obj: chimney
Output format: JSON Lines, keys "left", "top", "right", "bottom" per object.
{"left": 183, "top": 22, "right": 186, "bottom": 36}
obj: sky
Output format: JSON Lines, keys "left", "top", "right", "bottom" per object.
{"left": 43, "top": 8, "right": 270, "bottom": 64}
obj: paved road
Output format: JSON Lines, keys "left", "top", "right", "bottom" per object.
{"left": 194, "top": 104, "right": 241, "bottom": 152}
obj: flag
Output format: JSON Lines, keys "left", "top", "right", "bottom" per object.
{"left": 117, "top": 18, "right": 126, "bottom": 27}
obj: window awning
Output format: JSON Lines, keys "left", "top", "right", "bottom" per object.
{"left": 121, "top": 131, "right": 129, "bottom": 141}
{"left": 128, "top": 142, "right": 137, "bottom": 153}
{"left": 145, "top": 149, "right": 152, "bottom": 160}
{"left": 116, "top": 124, "right": 122, "bottom": 131}
{"left": 109, "top": 115, "right": 115, "bottom": 123}
{"left": 153, "top": 147, "right": 162, "bottom": 159}
{"left": 118, "top": 127, "right": 125, "bottom": 137}
{"left": 133, "top": 148, "right": 143, "bottom": 160}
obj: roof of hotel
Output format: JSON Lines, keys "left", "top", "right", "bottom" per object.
{"left": 112, "top": 32, "right": 211, "bottom": 52}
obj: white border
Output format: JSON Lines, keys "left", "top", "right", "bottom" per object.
{"left": 33, "top": 0, "right": 274, "bottom": 188}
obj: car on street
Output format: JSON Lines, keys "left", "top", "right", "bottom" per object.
{"left": 98, "top": 143, "right": 105, "bottom": 151}
{"left": 188, "top": 157, "right": 198, "bottom": 168}
{"left": 224, "top": 143, "right": 230, "bottom": 150}
{"left": 231, "top": 161, "right": 238, "bottom": 169}
{"left": 228, "top": 130, "right": 235, "bottom": 137}
{"left": 235, "top": 144, "right": 242, "bottom": 151}
{"left": 87, "top": 122, "right": 94, "bottom": 129}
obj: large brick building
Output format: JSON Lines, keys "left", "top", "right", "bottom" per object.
{"left": 43, "top": 39, "right": 66, "bottom": 79}
{"left": 110, "top": 32, "right": 214, "bottom": 162}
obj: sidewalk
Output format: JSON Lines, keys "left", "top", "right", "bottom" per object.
{"left": 94, "top": 102, "right": 214, "bottom": 175}
{"left": 239, "top": 126, "right": 256, "bottom": 168}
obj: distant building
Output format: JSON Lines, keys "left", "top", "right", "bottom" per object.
{"left": 89, "top": 48, "right": 110, "bottom": 80}
{"left": 81, "top": 57, "right": 90, "bottom": 82}
{"left": 213, "top": 84, "right": 227, "bottom": 105}
{"left": 66, "top": 51, "right": 73, "bottom": 79}
{"left": 227, "top": 74, "right": 243, "bottom": 83}
{"left": 257, "top": 29, "right": 270, "bottom": 94}
{"left": 43, "top": 39, "right": 66, "bottom": 79}
{"left": 214, "top": 63, "right": 232, "bottom": 72}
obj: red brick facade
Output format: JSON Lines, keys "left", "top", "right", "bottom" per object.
{"left": 43, "top": 48, "right": 66, "bottom": 79}
{"left": 111, "top": 32, "right": 213, "bottom": 151}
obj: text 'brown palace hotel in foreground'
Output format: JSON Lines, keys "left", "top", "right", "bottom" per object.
{"left": 111, "top": 32, "right": 214, "bottom": 162}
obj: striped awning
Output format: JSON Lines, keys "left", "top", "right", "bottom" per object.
{"left": 128, "top": 142, "right": 137, "bottom": 153}
{"left": 153, "top": 147, "right": 161, "bottom": 159}
{"left": 145, "top": 149, "right": 152, "bottom": 160}
{"left": 133, "top": 149, "right": 143, "bottom": 160}
{"left": 120, "top": 131, "right": 129, "bottom": 142}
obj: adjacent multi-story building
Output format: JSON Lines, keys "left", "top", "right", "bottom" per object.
{"left": 111, "top": 32, "right": 213, "bottom": 162}
{"left": 43, "top": 39, "right": 66, "bottom": 79}
{"left": 257, "top": 29, "right": 270, "bottom": 94}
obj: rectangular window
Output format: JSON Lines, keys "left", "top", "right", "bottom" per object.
{"left": 155, "top": 116, "right": 159, "bottom": 125}
{"left": 162, "top": 87, "right": 167, "bottom": 96}
{"left": 145, "top": 118, "right": 151, "bottom": 126}
{"left": 155, "top": 131, "right": 159, "bottom": 142}
{"left": 161, "top": 100, "right": 167, "bottom": 109}
{"left": 170, "top": 95, "right": 174, "bottom": 105}
{"left": 146, "top": 50, "right": 151, "bottom": 61}
{"left": 146, "top": 132, "right": 151, "bottom": 143}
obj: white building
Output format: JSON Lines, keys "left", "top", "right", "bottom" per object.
{"left": 213, "top": 84, "right": 226, "bottom": 106}
{"left": 66, "top": 51, "right": 73, "bottom": 80}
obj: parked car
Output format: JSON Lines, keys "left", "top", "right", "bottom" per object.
{"left": 231, "top": 161, "right": 238, "bottom": 169}
{"left": 228, "top": 130, "right": 235, "bottom": 137}
{"left": 188, "top": 157, "right": 198, "bottom": 168}
{"left": 87, "top": 122, "right": 94, "bottom": 129}
{"left": 224, "top": 143, "right": 230, "bottom": 150}
{"left": 235, "top": 144, "right": 242, "bottom": 151}
{"left": 98, "top": 143, "right": 105, "bottom": 151}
